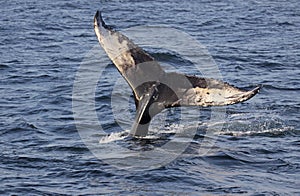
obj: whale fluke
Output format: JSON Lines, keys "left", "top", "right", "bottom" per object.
{"left": 94, "top": 11, "right": 260, "bottom": 137}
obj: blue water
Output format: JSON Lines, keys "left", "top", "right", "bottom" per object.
{"left": 1, "top": 0, "right": 299, "bottom": 195}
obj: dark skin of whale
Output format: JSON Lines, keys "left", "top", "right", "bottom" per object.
{"left": 94, "top": 11, "right": 260, "bottom": 137}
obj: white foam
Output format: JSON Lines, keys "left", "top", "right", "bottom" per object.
{"left": 99, "top": 130, "right": 129, "bottom": 144}
{"left": 218, "top": 126, "right": 294, "bottom": 137}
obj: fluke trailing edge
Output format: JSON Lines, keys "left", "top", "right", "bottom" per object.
{"left": 93, "top": 11, "right": 260, "bottom": 137}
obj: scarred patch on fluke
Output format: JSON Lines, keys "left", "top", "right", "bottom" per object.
{"left": 94, "top": 11, "right": 260, "bottom": 137}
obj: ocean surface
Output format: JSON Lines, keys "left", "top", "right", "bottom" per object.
{"left": 1, "top": 0, "right": 299, "bottom": 195}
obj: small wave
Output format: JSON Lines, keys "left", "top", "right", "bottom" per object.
{"left": 18, "top": 117, "right": 39, "bottom": 130}
{"left": 276, "top": 21, "right": 295, "bottom": 26}
{"left": 259, "top": 61, "right": 284, "bottom": 68}
{"left": 0, "top": 64, "right": 10, "bottom": 69}
{"left": 261, "top": 84, "right": 300, "bottom": 91}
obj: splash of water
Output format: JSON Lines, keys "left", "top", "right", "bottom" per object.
{"left": 99, "top": 130, "right": 129, "bottom": 144}
{"left": 216, "top": 112, "right": 294, "bottom": 137}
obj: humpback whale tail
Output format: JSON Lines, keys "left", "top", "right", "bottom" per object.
{"left": 94, "top": 11, "right": 260, "bottom": 137}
